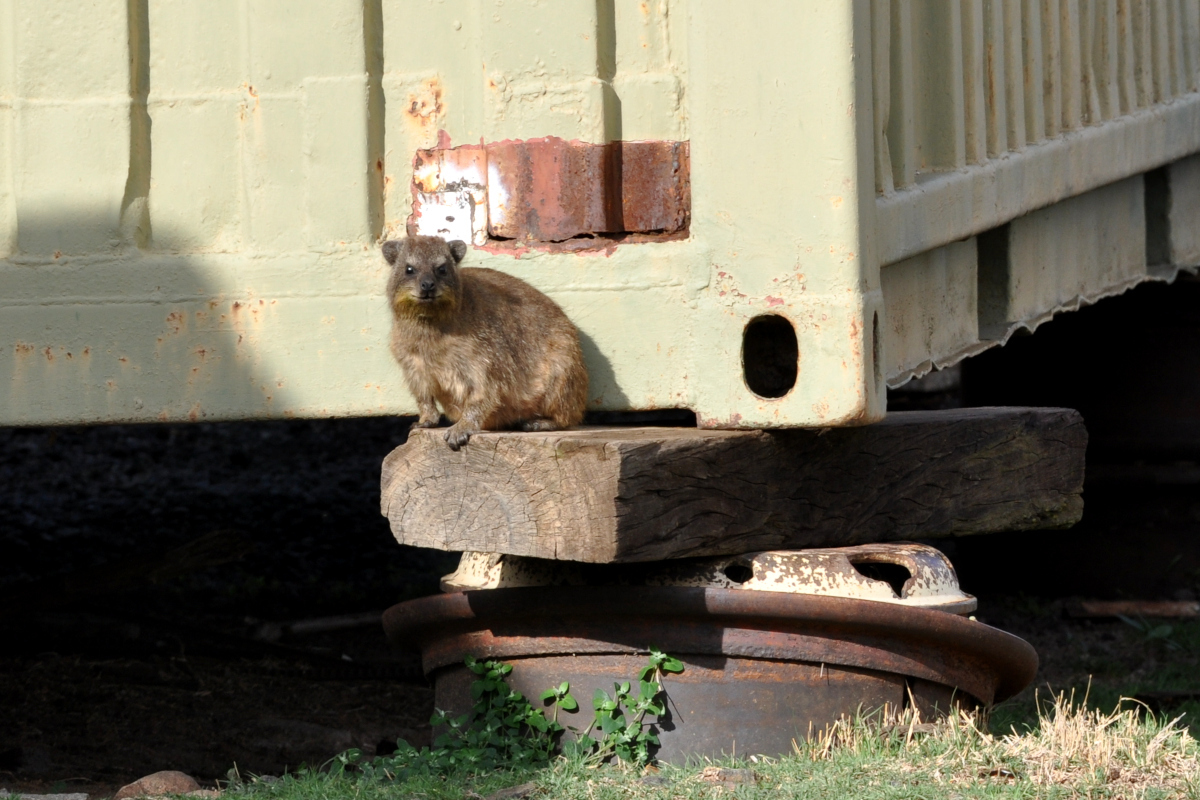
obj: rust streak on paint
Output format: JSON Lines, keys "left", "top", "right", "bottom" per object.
{"left": 165, "top": 311, "right": 185, "bottom": 335}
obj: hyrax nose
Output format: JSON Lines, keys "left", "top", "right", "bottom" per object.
{"left": 420, "top": 279, "right": 436, "bottom": 294}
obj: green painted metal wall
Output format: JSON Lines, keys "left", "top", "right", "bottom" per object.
{"left": 3, "top": 1, "right": 1199, "bottom": 428}
{"left": 1, "top": 1, "right": 882, "bottom": 428}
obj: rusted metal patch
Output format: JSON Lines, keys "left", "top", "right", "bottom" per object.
{"left": 408, "top": 137, "right": 689, "bottom": 251}
{"left": 411, "top": 145, "right": 489, "bottom": 245}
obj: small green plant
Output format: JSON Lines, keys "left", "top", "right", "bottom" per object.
{"left": 566, "top": 648, "right": 684, "bottom": 766}
{"left": 360, "top": 649, "right": 684, "bottom": 779}
{"left": 360, "top": 656, "right": 568, "bottom": 779}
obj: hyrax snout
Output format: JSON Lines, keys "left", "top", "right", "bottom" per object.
{"left": 384, "top": 235, "right": 589, "bottom": 450}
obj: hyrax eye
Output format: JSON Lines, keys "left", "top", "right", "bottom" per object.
{"left": 437, "top": 264, "right": 448, "bottom": 276}
{"left": 405, "top": 265, "right": 415, "bottom": 275}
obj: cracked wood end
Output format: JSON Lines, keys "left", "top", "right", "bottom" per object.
{"left": 379, "top": 407, "right": 1087, "bottom": 563}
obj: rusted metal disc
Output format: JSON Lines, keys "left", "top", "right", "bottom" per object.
{"left": 384, "top": 586, "right": 1037, "bottom": 705}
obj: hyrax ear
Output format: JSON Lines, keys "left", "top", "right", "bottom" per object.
{"left": 381, "top": 239, "right": 404, "bottom": 265}
{"left": 448, "top": 240, "right": 468, "bottom": 263}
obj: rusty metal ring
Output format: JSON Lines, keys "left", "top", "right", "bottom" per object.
{"left": 384, "top": 586, "right": 1037, "bottom": 704}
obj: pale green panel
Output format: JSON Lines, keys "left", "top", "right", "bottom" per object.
{"left": 612, "top": 74, "right": 684, "bottom": 140}
{"left": 382, "top": 0, "right": 482, "bottom": 71}
{"left": 0, "top": 296, "right": 406, "bottom": 425}
{"left": 483, "top": 77, "right": 606, "bottom": 143}
{"left": 556, "top": 286, "right": 692, "bottom": 411}
{"left": 1167, "top": 154, "right": 1200, "bottom": 265}
{"left": 379, "top": 1, "right": 485, "bottom": 235}
{"left": 0, "top": 251, "right": 377, "bottom": 311}
{"left": 303, "top": 77, "right": 374, "bottom": 247}
{"left": 0, "top": 2, "right": 11, "bottom": 257}
{"left": 234, "top": 2, "right": 371, "bottom": 252}
{"left": 688, "top": 1, "right": 869, "bottom": 297}
{"left": 245, "top": 0, "right": 365, "bottom": 92}
{"left": 0, "top": 105, "right": 13, "bottom": 258}
{"left": 148, "top": 0, "right": 243, "bottom": 93}
{"left": 482, "top": 0, "right": 606, "bottom": 141}
{"left": 614, "top": 0, "right": 671, "bottom": 74}
{"left": 380, "top": 0, "right": 484, "bottom": 139}
{"left": 685, "top": 0, "right": 881, "bottom": 427}
{"left": 484, "top": 1, "right": 600, "bottom": 78}
{"left": 0, "top": 0, "right": 13, "bottom": 94}
{"left": 1003, "top": 175, "right": 1146, "bottom": 325}
{"left": 16, "top": 102, "right": 129, "bottom": 254}
{"left": 147, "top": 1, "right": 246, "bottom": 253}
{"left": 4, "top": 302, "right": 285, "bottom": 425}
{"left": 880, "top": 239, "right": 978, "bottom": 381}
{"left": 0, "top": 251, "right": 404, "bottom": 425}
{"left": 148, "top": 99, "right": 245, "bottom": 252}
{"left": 665, "top": 0, "right": 689, "bottom": 94}
{"left": 612, "top": 0, "right": 686, "bottom": 140}
{"left": 11, "top": 0, "right": 131, "bottom": 256}
{"left": 910, "top": 2, "right": 966, "bottom": 171}
{"left": 244, "top": 97, "right": 306, "bottom": 252}
{"left": 14, "top": 0, "right": 128, "bottom": 98}
{"left": 479, "top": 236, "right": 704, "bottom": 295}
{"left": 261, "top": 295, "right": 406, "bottom": 418}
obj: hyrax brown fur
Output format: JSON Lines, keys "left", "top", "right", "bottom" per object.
{"left": 384, "top": 235, "right": 589, "bottom": 450}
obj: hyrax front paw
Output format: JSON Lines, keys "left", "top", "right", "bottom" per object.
{"left": 444, "top": 423, "right": 476, "bottom": 451}
{"left": 413, "top": 415, "right": 440, "bottom": 429}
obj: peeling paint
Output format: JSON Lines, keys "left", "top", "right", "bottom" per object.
{"left": 440, "top": 544, "right": 976, "bottom": 615}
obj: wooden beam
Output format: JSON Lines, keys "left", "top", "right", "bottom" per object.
{"left": 380, "top": 407, "right": 1086, "bottom": 563}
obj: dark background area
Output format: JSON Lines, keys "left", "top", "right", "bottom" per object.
{"left": 2, "top": 277, "right": 1199, "bottom": 795}
{"left": 950, "top": 277, "right": 1200, "bottom": 598}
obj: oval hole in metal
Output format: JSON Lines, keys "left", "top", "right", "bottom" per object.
{"left": 722, "top": 563, "right": 754, "bottom": 584}
{"left": 850, "top": 560, "right": 911, "bottom": 597}
{"left": 742, "top": 315, "right": 798, "bottom": 398}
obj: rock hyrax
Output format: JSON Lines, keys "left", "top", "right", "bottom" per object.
{"left": 384, "top": 235, "right": 589, "bottom": 450}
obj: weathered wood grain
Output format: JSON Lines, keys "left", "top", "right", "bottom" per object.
{"left": 380, "top": 407, "right": 1087, "bottom": 563}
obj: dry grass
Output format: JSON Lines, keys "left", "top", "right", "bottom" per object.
{"left": 799, "top": 690, "right": 1200, "bottom": 798}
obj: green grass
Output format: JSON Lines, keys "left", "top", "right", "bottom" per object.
{"left": 225, "top": 694, "right": 1200, "bottom": 800}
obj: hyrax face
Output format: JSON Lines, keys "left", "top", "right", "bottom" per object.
{"left": 383, "top": 236, "right": 468, "bottom": 316}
